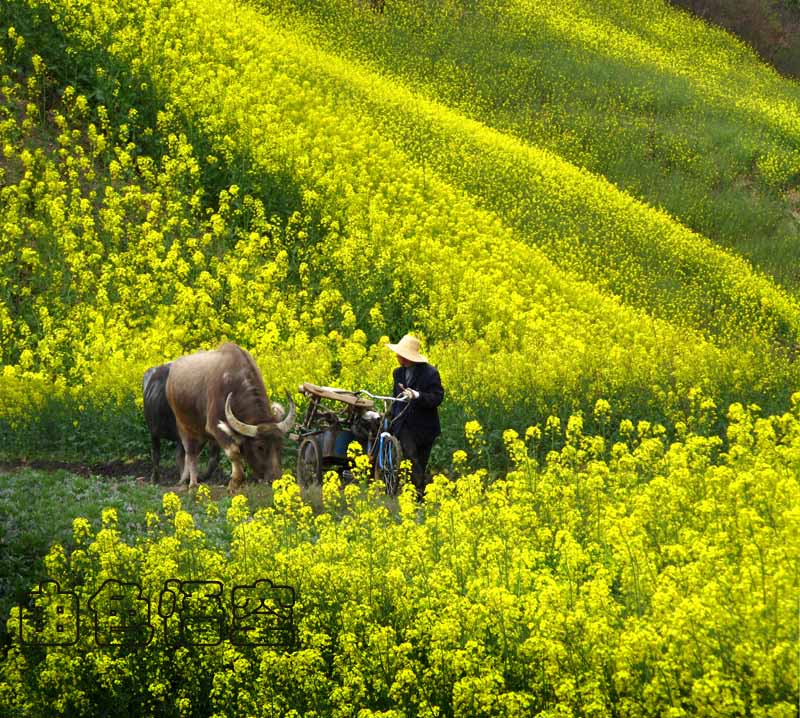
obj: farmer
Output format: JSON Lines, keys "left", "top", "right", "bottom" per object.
{"left": 388, "top": 334, "right": 445, "bottom": 498}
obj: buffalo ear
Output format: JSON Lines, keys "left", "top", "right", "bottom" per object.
{"left": 271, "top": 402, "right": 285, "bottom": 422}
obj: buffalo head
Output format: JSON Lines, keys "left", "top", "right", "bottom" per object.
{"left": 223, "top": 392, "right": 296, "bottom": 482}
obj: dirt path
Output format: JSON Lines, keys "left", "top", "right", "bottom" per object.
{"left": 0, "top": 459, "right": 237, "bottom": 494}
{"left": 0, "top": 458, "right": 158, "bottom": 480}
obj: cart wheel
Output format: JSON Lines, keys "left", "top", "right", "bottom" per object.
{"left": 375, "top": 434, "right": 403, "bottom": 497}
{"left": 297, "top": 438, "right": 322, "bottom": 488}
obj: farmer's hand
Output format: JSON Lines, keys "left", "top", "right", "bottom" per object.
{"left": 400, "top": 387, "right": 419, "bottom": 401}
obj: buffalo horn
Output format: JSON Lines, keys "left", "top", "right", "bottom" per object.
{"left": 225, "top": 393, "right": 259, "bottom": 438}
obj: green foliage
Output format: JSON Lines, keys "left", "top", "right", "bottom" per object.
{"left": 0, "top": 470, "right": 165, "bottom": 645}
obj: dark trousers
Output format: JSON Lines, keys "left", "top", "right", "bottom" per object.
{"left": 396, "top": 428, "right": 435, "bottom": 496}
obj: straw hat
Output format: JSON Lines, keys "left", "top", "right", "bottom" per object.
{"left": 387, "top": 334, "right": 427, "bottom": 363}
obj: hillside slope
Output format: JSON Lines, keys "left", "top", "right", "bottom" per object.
{"left": 271, "top": 0, "right": 800, "bottom": 290}
{"left": 2, "top": 0, "right": 800, "bottom": 460}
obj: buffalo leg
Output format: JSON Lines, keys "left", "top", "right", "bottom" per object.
{"left": 225, "top": 449, "right": 245, "bottom": 494}
{"left": 176, "top": 433, "right": 194, "bottom": 486}
{"left": 199, "top": 444, "right": 221, "bottom": 483}
{"left": 214, "top": 436, "right": 244, "bottom": 494}
{"left": 175, "top": 442, "right": 186, "bottom": 482}
{"left": 182, "top": 444, "right": 201, "bottom": 488}
{"left": 178, "top": 451, "right": 191, "bottom": 485}
{"left": 183, "top": 436, "right": 209, "bottom": 489}
{"left": 185, "top": 452, "right": 200, "bottom": 488}
{"left": 150, "top": 435, "right": 162, "bottom": 483}
{"left": 204, "top": 409, "right": 243, "bottom": 493}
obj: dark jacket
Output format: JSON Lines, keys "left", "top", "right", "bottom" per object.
{"left": 391, "top": 363, "right": 444, "bottom": 442}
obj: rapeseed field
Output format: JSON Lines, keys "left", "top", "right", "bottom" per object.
{"left": 4, "top": 401, "right": 800, "bottom": 716}
{"left": 1, "top": 0, "right": 800, "bottom": 715}
{"left": 3, "top": 0, "right": 800, "bottom": 456}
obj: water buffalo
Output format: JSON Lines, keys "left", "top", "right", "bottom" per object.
{"left": 165, "top": 342, "right": 295, "bottom": 492}
{"left": 143, "top": 363, "right": 221, "bottom": 483}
